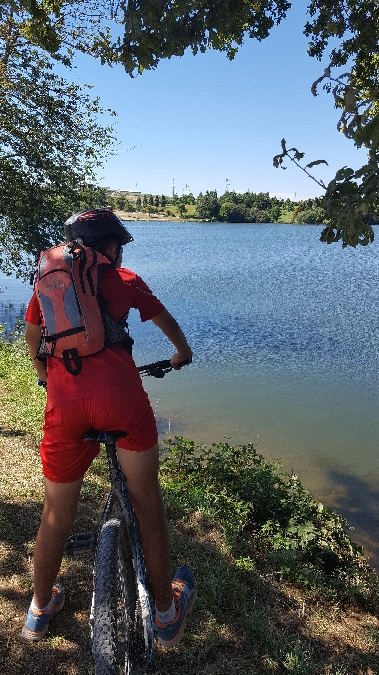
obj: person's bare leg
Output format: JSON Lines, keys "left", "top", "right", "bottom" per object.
{"left": 116, "top": 443, "right": 172, "bottom": 612}
{"left": 33, "top": 476, "right": 83, "bottom": 608}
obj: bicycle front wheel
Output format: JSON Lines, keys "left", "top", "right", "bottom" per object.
{"left": 91, "top": 517, "right": 152, "bottom": 675}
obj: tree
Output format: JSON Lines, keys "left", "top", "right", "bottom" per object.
{"left": 154, "top": 195, "right": 160, "bottom": 207}
{"left": 161, "top": 194, "right": 167, "bottom": 208}
{"left": 0, "top": 9, "right": 116, "bottom": 278}
{"left": 124, "top": 200, "right": 135, "bottom": 212}
{"left": 272, "top": 3, "right": 379, "bottom": 247}
{"left": 251, "top": 192, "right": 271, "bottom": 211}
{"left": 293, "top": 207, "right": 326, "bottom": 225}
{"left": 182, "top": 192, "right": 196, "bottom": 205}
{"left": 136, "top": 196, "right": 142, "bottom": 209}
{"left": 115, "top": 196, "right": 127, "bottom": 211}
{"left": 0, "top": 0, "right": 118, "bottom": 66}
{"left": 10, "top": 0, "right": 291, "bottom": 74}
{"left": 270, "top": 204, "right": 281, "bottom": 222}
{"left": 305, "top": 1, "right": 379, "bottom": 85}
{"left": 220, "top": 202, "right": 246, "bottom": 223}
{"left": 195, "top": 191, "right": 220, "bottom": 221}
{"left": 284, "top": 198, "right": 294, "bottom": 212}
{"left": 177, "top": 201, "right": 187, "bottom": 219}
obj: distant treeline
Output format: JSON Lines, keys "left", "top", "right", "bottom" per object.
{"left": 193, "top": 191, "right": 326, "bottom": 224}
{"left": 103, "top": 189, "right": 379, "bottom": 225}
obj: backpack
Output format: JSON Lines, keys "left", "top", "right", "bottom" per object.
{"left": 34, "top": 241, "right": 133, "bottom": 375}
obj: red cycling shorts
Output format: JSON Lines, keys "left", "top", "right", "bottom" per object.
{"left": 40, "top": 388, "right": 158, "bottom": 483}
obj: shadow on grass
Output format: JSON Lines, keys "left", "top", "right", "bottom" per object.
{"left": 0, "top": 426, "right": 26, "bottom": 437}
{"left": 156, "top": 509, "right": 379, "bottom": 675}
{"left": 1, "top": 472, "right": 379, "bottom": 674}
{"left": 0, "top": 471, "right": 104, "bottom": 675}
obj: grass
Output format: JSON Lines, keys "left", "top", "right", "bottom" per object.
{"left": 1, "top": 332, "right": 379, "bottom": 674}
{"left": 164, "top": 204, "right": 197, "bottom": 218}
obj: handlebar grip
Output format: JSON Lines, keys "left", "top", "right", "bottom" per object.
{"left": 137, "top": 357, "right": 192, "bottom": 378}
{"left": 137, "top": 359, "right": 171, "bottom": 373}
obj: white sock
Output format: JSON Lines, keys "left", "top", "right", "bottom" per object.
{"left": 156, "top": 598, "right": 176, "bottom": 624}
{"left": 31, "top": 595, "right": 53, "bottom": 612}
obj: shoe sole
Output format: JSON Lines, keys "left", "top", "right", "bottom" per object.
{"left": 157, "top": 589, "right": 197, "bottom": 648}
{"left": 21, "top": 597, "right": 65, "bottom": 642}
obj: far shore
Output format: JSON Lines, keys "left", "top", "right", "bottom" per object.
{"left": 114, "top": 209, "right": 180, "bottom": 222}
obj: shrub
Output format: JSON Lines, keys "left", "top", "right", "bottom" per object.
{"left": 160, "top": 437, "right": 379, "bottom": 608}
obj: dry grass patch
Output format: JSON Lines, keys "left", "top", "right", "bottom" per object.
{"left": 2, "top": 427, "right": 379, "bottom": 674}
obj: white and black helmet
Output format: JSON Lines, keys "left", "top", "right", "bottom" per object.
{"left": 64, "top": 208, "right": 134, "bottom": 246}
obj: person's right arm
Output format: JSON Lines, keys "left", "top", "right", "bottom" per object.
{"left": 151, "top": 309, "right": 192, "bottom": 369}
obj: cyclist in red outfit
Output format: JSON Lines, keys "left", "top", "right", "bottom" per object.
{"left": 22, "top": 209, "right": 196, "bottom": 646}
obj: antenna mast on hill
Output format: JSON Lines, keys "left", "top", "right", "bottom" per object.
{"left": 172, "top": 179, "right": 175, "bottom": 197}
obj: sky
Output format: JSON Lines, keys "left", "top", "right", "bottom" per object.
{"left": 65, "top": 3, "right": 367, "bottom": 201}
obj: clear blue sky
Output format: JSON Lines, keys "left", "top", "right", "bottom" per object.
{"left": 66, "top": 3, "right": 366, "bottom": 201}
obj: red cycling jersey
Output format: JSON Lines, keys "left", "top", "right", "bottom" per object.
{"left": 26, "top": 266, "right": 165, "bottom": 412}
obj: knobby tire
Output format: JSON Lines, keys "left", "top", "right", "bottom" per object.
{"left": 92, "top": 517, "right": 149, "bottom": 675}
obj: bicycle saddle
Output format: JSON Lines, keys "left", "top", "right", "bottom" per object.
{"left": 83, "top": 430, "right": 128, "bottom": 442}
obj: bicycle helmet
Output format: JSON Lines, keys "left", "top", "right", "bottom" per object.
{"left": 64, "top": 208, "right": 134, "bottom": 245}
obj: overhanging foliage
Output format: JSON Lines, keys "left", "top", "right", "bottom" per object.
{"left": 0, "top": 9, "right": 116, "bottom": 277}
{"left": 3, "top": 1, "right": 379, "bottom": 249}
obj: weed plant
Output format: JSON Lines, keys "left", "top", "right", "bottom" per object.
{"left": 160, "top": 437, "right": 379, "bottom": 609}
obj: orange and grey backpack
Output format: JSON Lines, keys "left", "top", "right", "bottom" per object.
{"left": 34, "top": 209, "right": 134, "bottom": 375}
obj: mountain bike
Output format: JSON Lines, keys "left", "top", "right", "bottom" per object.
{"left": 66, "top": 358, "right": 190, "bottom": 675}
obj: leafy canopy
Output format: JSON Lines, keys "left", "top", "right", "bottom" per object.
{"left": 305, "top": 1, "right": 379, "bottom": 86}
{"left": 5, "top": 1, "right": 291, "bottom": 73}
{"left": 0, "top": 9, "right": 116, "bottom": 277}
{"left": 4, "top": 0, "right": 379, "bottom": 248}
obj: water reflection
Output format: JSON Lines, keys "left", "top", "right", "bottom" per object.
{"left": 324, "top": 470, "right": 379, "bottom": 568}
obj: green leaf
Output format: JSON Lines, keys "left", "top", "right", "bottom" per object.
{"left": 306, "top": 159, "right": 329, "bottom": 168}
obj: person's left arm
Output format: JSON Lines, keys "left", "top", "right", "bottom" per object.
{"left": 151, "top": 309, "right": 192, "bottom": 368}
{"left": 25, "top": 322, "right": 47, "bottom": 383}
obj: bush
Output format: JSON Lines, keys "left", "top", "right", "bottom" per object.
{"left": 293, "top": 207, "right": 326, "bottom": 224}
{"left": 219, "top": 202, "right": 247, "bottom": 222}
{"left": 160, "top": 437, "right": 379, "bottom": 608}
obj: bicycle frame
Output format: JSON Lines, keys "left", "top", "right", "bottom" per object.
{"left": 88, "top": 431, "right": 155, "bottom": 672}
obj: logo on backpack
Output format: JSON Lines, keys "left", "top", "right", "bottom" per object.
{"left": 34, "top": 242, "right": 133, "bottom": 375}
{"left": 42, "top": 274, "right": 67, "bottom": 293}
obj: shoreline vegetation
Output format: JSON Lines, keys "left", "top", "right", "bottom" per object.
{"left": 114, "top": 209, "right": 325, "bottom": 224}
{"left": 1, "top": 333, "right": 379, "bottom": 674}
{"left": 108, "top": 189, "right": 336, "bottom": 226}
{"left": 115, "top": 208, "right": 183, "bottom": 222}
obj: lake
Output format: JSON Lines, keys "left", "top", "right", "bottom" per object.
{"left": 1, "top": 222, "right": 379, "bottom": 566}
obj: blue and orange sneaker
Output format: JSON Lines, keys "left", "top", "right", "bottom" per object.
{"left": 156, "top": 566, "right": 197, "bottom": 648}
{"left": 21, "top": 584, "right": 65, "bottom": 642}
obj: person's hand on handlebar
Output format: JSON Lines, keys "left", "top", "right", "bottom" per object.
{"left": 170, "top": 352, "right": 192, "bottom": 370}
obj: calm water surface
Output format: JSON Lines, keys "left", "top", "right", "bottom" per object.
{"left": 1, "top": 223, "right": 379, "bottom": 565}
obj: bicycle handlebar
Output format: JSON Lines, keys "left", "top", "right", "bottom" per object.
{"left": 137, "top": 358, "right": 192, "bottom": 378}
